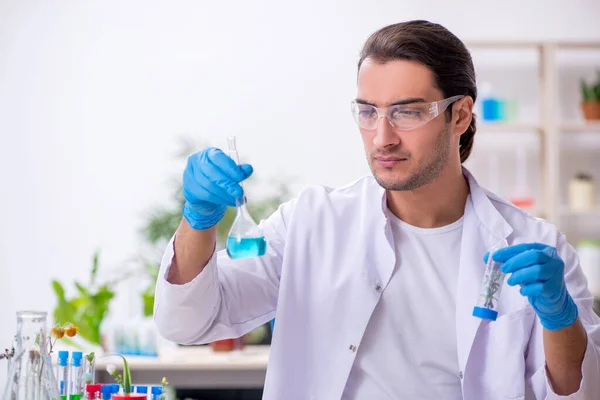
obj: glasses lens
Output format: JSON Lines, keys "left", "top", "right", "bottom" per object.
{"left": 352, "top": 103, "right": 378, "bottom": 129}
{"left": 388, "top": 104, "right": 430, "bottom": 130}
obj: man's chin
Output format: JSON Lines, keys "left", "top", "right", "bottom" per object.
{"left": 372, "top": 171, "right": 411, "bottom": 191}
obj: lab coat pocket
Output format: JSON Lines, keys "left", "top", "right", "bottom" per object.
{"left": 478, "top": 308, "right": 533, "bottom": 399}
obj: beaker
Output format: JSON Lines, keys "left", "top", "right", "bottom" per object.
{"left": 2, "top": 311, "right": 60, "bottom": 400}
{"left": 225, "top": 136, "right": 267, "bottom": 259}
{"left": 472, "top": 240, "right": 509, "bottom": 321}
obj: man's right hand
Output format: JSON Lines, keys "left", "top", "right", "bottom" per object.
{"left": 182, "top": 147, "right": 253, "bottom": 230}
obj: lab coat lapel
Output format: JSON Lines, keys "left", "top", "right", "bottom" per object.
{"left": 456, "top": 168, "right": 513, "bottom": 374}
{"left": 364, "top": 184, "right": 396, "bottom": 291}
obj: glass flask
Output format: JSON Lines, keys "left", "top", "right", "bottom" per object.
{"left": 225, "top": 136, "right": 267, "bottom": 259}
{"left": 2, "top": 311, "right": 60, "bottom": 400}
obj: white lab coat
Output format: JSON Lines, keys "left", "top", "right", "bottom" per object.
{"left": 154, "top": 168, "right": 600, "bottom": 400}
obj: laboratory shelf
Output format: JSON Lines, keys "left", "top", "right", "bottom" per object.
{"left": 463, "top": 40, "right": 600, "bottom": 233}
{"left": 560, "top": 121, "right": 600, "bottom": 133}
{"left": 559, "top": 131, "right": 600, "bottom": 150}
{"left": 559, "top": 206, "right": 600, "bottom": 218}
{"left": 478, "top": 123, "right": 542, "bottom": 133}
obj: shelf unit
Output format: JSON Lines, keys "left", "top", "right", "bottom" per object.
{"left": 464, "top": 40, "right": 600, "bottom": 239}
{"left": 478, "top": 123, "right": 542, "bottom": 133}
{"left": 559, "top": 206, "right": 600, "bottom": 218}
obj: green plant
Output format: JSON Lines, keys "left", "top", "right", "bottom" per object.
{"left": 51, "top": 251, "right": 123, "bottom": 346}
{"left": 581, "top": 71, "right": 600, "bottom": 102}
{"left": 105, "top": 354, "right": 132, "bottom": 393}
{"left": 106, "top": 354, "right": 168, "bottom": 396}
{"left": 139, "top": 137, "right": 292, "bottom": 318}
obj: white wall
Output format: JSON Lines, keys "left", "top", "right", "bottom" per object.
{"left": 1, "top": 0, "right": 599, "bottom": 388}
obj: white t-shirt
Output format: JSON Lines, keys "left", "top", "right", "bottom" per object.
{"left": 342, "top": 206, "right": 465, "bottom": 400}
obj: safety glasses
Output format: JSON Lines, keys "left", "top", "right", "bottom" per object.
{"left": 351, "top": 95, "right": 465, "bottom": 131}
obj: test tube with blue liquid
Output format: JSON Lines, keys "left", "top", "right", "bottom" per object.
{"left": 473, "top": 239, "right": 509, "bottom": 321}
{"left": 226, "top": 136, "right": 267, "bottom": 259}
{"left": 57, "top": 351, "right": 70, "bottom": 400}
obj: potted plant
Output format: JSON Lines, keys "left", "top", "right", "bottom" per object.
{"left": 105, "top": 354, "right": 148, "bottom": 399}
{"left": 581, "top": 71, "right": 600, "bottom": 120}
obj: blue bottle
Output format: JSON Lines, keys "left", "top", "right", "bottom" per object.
{"left": 480, "top": 82, "right": 505, "bottom": 122}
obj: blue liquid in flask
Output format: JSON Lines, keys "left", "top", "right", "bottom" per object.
{"left": 226, "top": 236, "right": 267, "bottom": 259}
{"left": 225, "top": 135, "right": 268, "bottom": 259}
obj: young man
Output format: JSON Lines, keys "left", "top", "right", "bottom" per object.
{"left": 154, "top": 20, "right": 600, "bottom": 399}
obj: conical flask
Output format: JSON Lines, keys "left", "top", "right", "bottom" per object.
{"left": 2, "top": 311, "right": 60, "bottom": 400}
{"left": 225, "top": 136, "right": 267, "bottom": 259}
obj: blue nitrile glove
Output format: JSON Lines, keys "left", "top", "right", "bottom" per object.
{"left": 484, "top": 243, "right": 578, "bottom": 331}
{"left": 182, "top": 147, "right": 253, "bottom": 230}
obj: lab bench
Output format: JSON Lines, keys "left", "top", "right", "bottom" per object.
{"left": 95, "top": 345, "right": 269, "bottom": 390}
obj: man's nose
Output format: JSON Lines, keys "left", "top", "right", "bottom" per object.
{"left": 373, "top": 115, "right": 400, "bottom": 149}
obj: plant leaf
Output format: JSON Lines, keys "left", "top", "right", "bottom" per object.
{"left": 113, "top": 354, "right": 132, "bottom": 393}
{"left": 52, "top": 280, "right": 66, "bottom": 300}
{"left": 74, "top": 282, "right": 90, "bottom": 297}
{"left": 582, "top": 79, "right": 593, "bottom": 101}
{"left": 101, "top": 354, "right": 132, "bottom": 393}
{"left": 90, "top": 250, "right": 100, "bottom": 285}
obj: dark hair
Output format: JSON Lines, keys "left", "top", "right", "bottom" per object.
{"left": 358, "top": 20, "right": 477, "bottom": 163}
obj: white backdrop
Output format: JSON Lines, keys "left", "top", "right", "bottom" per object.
{"left": 1, "top": 0, "right": 600, "bottom": 388}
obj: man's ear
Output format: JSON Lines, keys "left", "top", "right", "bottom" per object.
{"left": 454, "top": 96, "right": 474, "bottom": 137}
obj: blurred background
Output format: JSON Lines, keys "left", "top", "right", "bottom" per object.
{"left": 1, "top": 0, "right": 600, "bottom": 399}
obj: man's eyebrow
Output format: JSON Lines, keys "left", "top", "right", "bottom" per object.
{"left": 355, "top": 97, "right": 427, "bottom": 107}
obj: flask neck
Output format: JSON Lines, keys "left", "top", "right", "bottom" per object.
{"left": 16, "top": 311, "right": 49, "bottom": 351}
{"left": 235, "top": 196, "right": 248, "bottom": 208}
{"left": 235, "top": 198, "right": 255, "bottom": 220}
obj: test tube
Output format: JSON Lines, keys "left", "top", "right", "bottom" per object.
{"left": 473, "top": 239, "right": 509, "bottom": 321}
{"left": 57, "top": 351, "right": 70, "bottom": 400}
{"left": 70, "top": 351, "right": 84, "bottom": 400}
{"left": 83, "top": 354, "right": 96, "bottom": 385}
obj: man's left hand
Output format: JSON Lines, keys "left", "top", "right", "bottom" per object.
{"left": 487, "top": 242, "right": 579, "bottom": 331}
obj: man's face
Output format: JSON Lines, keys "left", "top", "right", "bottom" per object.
{"left": 356, "top": 59, "right": 455, "bottom": 191}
